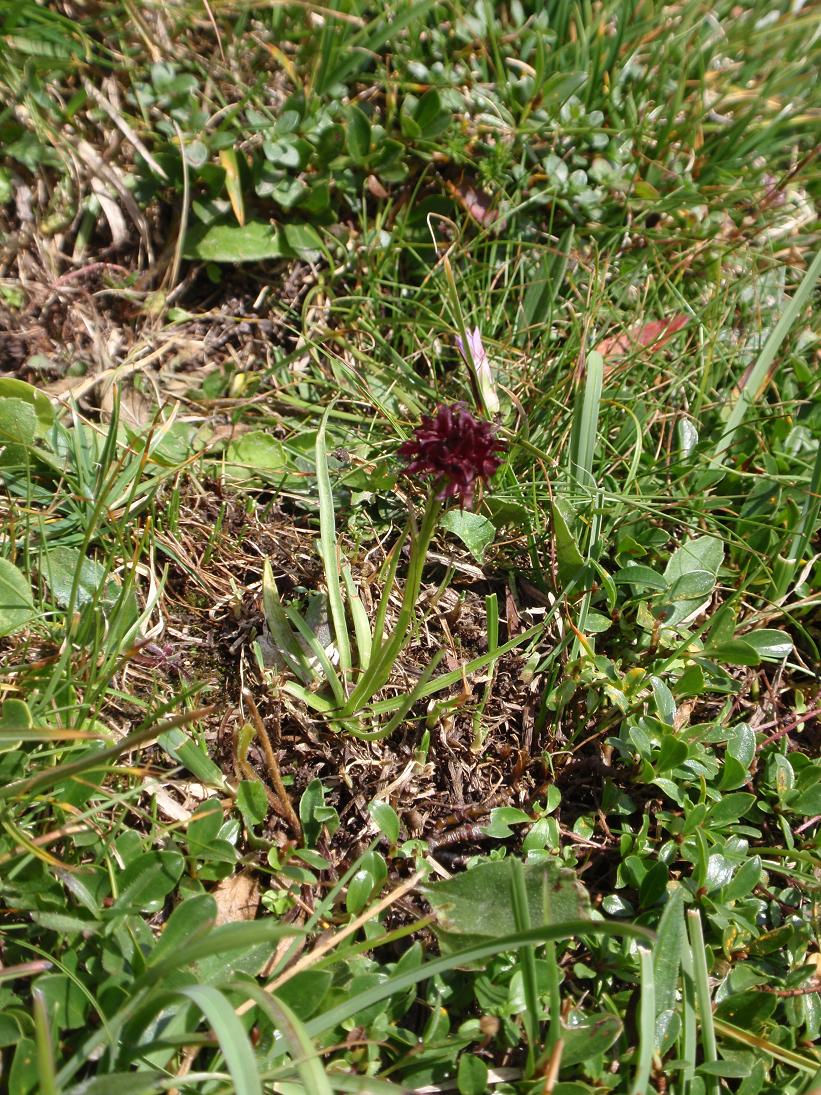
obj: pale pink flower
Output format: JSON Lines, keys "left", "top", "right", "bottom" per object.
{"left": 455, "top": 327, "right": 500, "bottom": 415}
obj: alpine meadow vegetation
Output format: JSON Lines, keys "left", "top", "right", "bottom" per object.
{"left": 0, "top": 2, "right": 819, "bottom": 1093}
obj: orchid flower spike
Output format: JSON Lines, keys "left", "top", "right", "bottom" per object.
{"left": 398, "top": 403, "right": 505, "bottom": 509}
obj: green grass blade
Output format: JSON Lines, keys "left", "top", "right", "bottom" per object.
{"left": 509, "top": 857, "right": 539, "bottom": 1076}
{"left": 687, "top": 909, "right": 718, "bottom": 1095}
{"left": 175, "top": 985, "right": 261, "bottom": 1095}
{"left": 316, "top": 410, "right": 352, "bottom": 681}
{"left": 0, "top": 707, "right": 214, "bottom": 804}
{"left": 568, "top": 349, "right": 604, "bottom": 495}
{"left": 368, "top": 532, "right": 404, "bottom": 660}
{"left": 653, "top": 886, "right": 686, "bottom": 1052}
{"left": 316, "top": 0, "right": 438, "bottom": 93}
{"left": 631, "top": 946, "right": 656, "bottom": 1095}
{"left": 366, "top": 621, "right": 545, "bottom": 715}
{"left": 32, "top": 987, "right": 59, "bottom": 1095}
{"left": 292, "top": 920, "right": 653, "bottom": 1050}
{"left": 230, "top": 982, "right": 334, "bottom": 1095}
{"left": 355, "top": 650, "right": 443, "bottom": 741}
{"left": 772, "top": 440, "right": 821, "bottom": 599}
{"left": 711, "top": 249, "right": 821, "bottom": 467}
{"left": 712, "top": 1018, "right": 821, "bottom": 1074}
{"left": 680, "top": 934, "right": 697, "bottom": 1092}
{"left": 262, "top": 559, "right": 314, "bottom": 684}
{"left": 342, "top": 562, "right": 372, "bottom": 670}
{"left": 282, "top": 601, "right": 345, "bottom": 707}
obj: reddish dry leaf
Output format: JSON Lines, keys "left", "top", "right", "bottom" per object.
{"left": 445, "top": 178, "right": 499, "bottom": 227}
{"left": 595, "top": 314, "right": 689, "bottom": 360}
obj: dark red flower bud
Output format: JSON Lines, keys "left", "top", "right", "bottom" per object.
{"left": 398, "top": 403, "right": 504, "bottom": 508}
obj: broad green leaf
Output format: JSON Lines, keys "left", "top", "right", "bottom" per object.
{"left": 112, "top": 850, "right": 185, "bottom": 911}
{"left": 183, "top": 218, "right": 288, "bottom": 262}
{"left": 39, "top": 545, "right": 113, "bottom": 608}
{"left": 368, "top": 799, "right": 400, "bottom": 844}
{"left": 0, "top": 397, "right": 36, "bottom": 445}
{"left": 9, "top": 1038, "right": 38, "bottom": 1094}
{"left": 551, "top": 497, "right": 585, "bottom": 572}
{"left": 613, "top": 564, "right": 667, "bottom": 591}
{"left": 150, "top": 894, "right": 217, "bottom": 966}
{"left": 482, "top": 806, "right": 532, "bottom": 838}
{"left": 663, "top": 535, "right": 723, "bottom": 584}
{"left": 0, "top": 379, "right": 54, "bottom": 431}
{"left": 440, "top": 509, "right": 496, "bottom": 561}
{"left": 706, "top": 793, "right": 755, "bottom": 826}
{"left": 345, "top": 104, "right": 371, "bottom": 161}
{"left": 653, "top": 886, "right": 685, "bottom": 1048}
{"left": 187, "top": 798, "right": 224, "bottom": 852}
{"left": 706, "top": 640, "right": 761, "bottom": 666}
{"left": 424, "top": 858, "right": 591, "bottom": 952}
{"left": 0, "top": 696, "right": 30, "bottom": 731}
{"left": 346, "top": 850, "right": 387, "bottom": 915}
{"left": 0, "top": 697, "right": 31, "bottom": 753}
{"left": 741, "top": 629, "right": 792, "bottom": 660}
{"left": 224, "top": 430, "right": 287, "bottom": 481}
{"left": 560, "top": 1011, "right": 623, "bottom": 1067}
{"left": 272, "top": 969, "right": 334, "bottom": 1022}
{"left": 283, "top": 221, "right": 323, "bottom": 258}
{"left": 412, "top": 88, "right": 450, "bottom": 138}
{"left": 667, "top": 569, "right": 716, "bottom": 601}
{"left": 33, "top": 974, "right": 88, "bottom": 1030}
{"left": 159, "top": 726, "right": 229, "bottom": 788}
{"left": 300, "top": 778, "right": 327, "bottom": 848}
{"left": 0, "top": 1013, "right": 21, "bottom": 1048}
{"left": 237, "top": 780, "right": 268, "bottom": 827}
{"left": 0, "top": 557, "right": 35, "bottom": 637}
{"left": 658, "top": 535, "right": 723, "bottom": 629}
{"left": 457, "top": 1053, "right": 488, "bottom": 1095}
{"left": 787, "top": 784, "right": 821, "bottom": 816}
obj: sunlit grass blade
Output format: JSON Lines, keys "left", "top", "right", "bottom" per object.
{"left": 0, "top": 706, "right": 215, "bottom": 804}
{"left": 229, "top": 982, "right": 334, "bottom": 1095}
{"left": 687, "top": 909, "right": 718, "bottom": 1095}
{"left": 368, "top": 532, "right": 405, "bottom": 660}
{"left": 33, "top": 987, "right": 59, "bottom": 1095}
{"left": 342, "top": 562, "right": 372, "bottom": 670}
{"left": 282, "top": 601, "right": 345, "bottom": 707}
{"left": 350, "top": 650, "right": 443, "bottom": 741}
{"left": 680, "top": 934, "right": 698, "bottom": 1093}
{"left": 568, "top": 349, "right": 604, "bottom": 495}
{"left": 711, "top": 249, "right": 821, "bottom": 468}
{"left": 653, "top": 887, "right": 686, "bottom": 1055}
{"left": 509, "top": 857, "right": 539, "bottom": 1076}
{"left": 712, "top": 1017, "right": 821, "bottom": 1074}
{"left": 174, "top": 985, "right": 261, "bottom": 1095}
{"left": 291, "top": 920, "right": 653, "bottom": 1050}
{"left": 771, "top": 440, "right": 821, "bottom": 599}
{"left": 262, "top": 559, "right": 314, "bottom": 684}
{"left": 365, "top": 621, "right": 546, "bottom": 715}
{"left": 315, "top": 409, "right": 352, "bottom": 681}
{"left": 631, "top": 946, "right": 655, "bottom": 1095}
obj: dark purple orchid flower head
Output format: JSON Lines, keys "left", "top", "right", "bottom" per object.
{"left": 398, "top": 403, "right": 504, "bottom": 509}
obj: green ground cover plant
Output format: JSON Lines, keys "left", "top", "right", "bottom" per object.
{"left": 0, "top": 1, "right": 819, "bottom": 1092}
